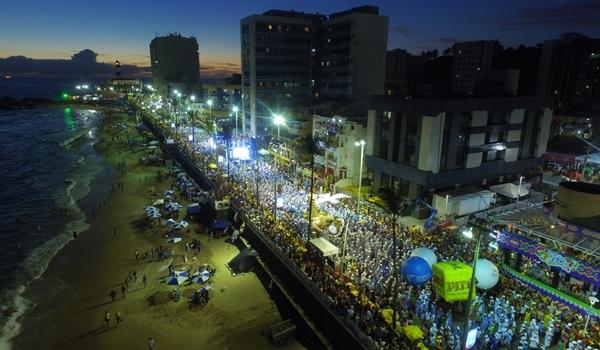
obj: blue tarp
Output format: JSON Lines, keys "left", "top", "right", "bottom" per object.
{"left": 210, "top": 220, "right": 229, "bottom": 231}
{"left": 187, "top": 204, "right": 203, "bottom": 215}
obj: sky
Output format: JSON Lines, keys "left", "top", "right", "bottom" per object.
{"left": 1, "top": 0, "right": 599, "bottom": 78}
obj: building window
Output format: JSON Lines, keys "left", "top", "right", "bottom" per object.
{"left": 268, "top": 24, "right": 272, "bottom": 30}
{"left": 304, "top": 26, "right": 310, "bottom": 32}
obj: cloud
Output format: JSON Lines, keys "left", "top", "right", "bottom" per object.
{"left": 200, "top": 62, "right": 240, "bottom": 78}
{"left": 434, "top": 37, "right": 460, "bottom": 44}
{"left": 0, "top": 49, "right": 149, "bottom": 77}
{"left": 391, "top": 25, "right": 412, "bottom": 36}
{"left": 503, "top": 1, "right": 600, "bottom": 29}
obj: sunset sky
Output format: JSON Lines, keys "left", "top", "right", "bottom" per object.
{"left": 1, "top": 0, "right": 599, "bottom": 78}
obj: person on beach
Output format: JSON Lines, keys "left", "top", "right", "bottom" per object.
{"left": 115, "top": 311, "right": 123, "bottom": 326}
{"left": 121, "top": 284, "right": 126, "bottom": 297}
{"left": 148, "top": 337, "right": 156, "bottom": 350}
{"left": 110, "top": 289, "right": 117, "bottom": 302}
{"left": 135, "top": 249, "right": 140, "bottom": 263}
{"left": 113, "top": 226, "right": 117, "bottom": 238}
{"left": 104, "top": 311, "right": 111, "bottom": 329}
{"left": 143, "top": 274, "right": 147, "bottom": 288}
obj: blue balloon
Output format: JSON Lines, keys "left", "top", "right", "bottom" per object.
{"left": 401, "top": 256, "right": 432, "bottom": 286}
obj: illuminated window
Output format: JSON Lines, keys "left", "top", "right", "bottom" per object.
{"left": 268, "top": 24, "right": 273, "bottom": 30}
{"left": 304, "top": 26, "right": 310, "bottom": 32}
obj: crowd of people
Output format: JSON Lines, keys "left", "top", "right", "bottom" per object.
{"left": 142, "top": 104, "right": 599, "bottom": 349}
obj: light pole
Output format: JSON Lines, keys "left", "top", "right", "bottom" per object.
{"left": 516, "top": 176, "right": 525, "bottom": 204}
{"left": 355, "top": 140, "right": 366, "bottom": 215}
{"left": 233, "top": 106, "right": 239, "bottom": 144}
{"left": 273, "top": 114, "right": 285, "bottom": 217}
{"left": 461, "top": 226, "right": 482, "bottom": 350}
{"left": 190, "top": 95, "right": 196, "bottom": 146}
{"left": 207, "top": 99, "right": 213, "bottom": 121}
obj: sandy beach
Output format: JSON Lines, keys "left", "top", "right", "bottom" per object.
{"left": 12, "top": 109, "right": 305, "bottom": 350}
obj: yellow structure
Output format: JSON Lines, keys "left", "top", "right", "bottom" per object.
{"left": 432, "top": 261, "right": 473, "bottom": 302}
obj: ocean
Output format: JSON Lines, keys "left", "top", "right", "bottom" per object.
{"left": 0, "top": 78, "right": 113, "bottom": 348}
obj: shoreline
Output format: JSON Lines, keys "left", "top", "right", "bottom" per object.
{"left": 10, "top": 108, "right": 302, "bottom": 350}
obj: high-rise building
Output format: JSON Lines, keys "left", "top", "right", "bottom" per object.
{"left": 241, "top": 10, "right": 321, "bottom": 137}
{"left": 536, "top": 33, "right": 600, "bottom": 110}
{"left": 451, "top": 40, "right": 499, "bottom": 95}
{"left": 365, "top": 96, "right": 553, "bottom": 199}
{"left": 149, "top": 33, "right": 200, "bottom": 96}
{"left": 240, "top": 6, "right": 388, "bottom": 137}
{"left": 313, "top": 6, "right": 388, "bottom": 100}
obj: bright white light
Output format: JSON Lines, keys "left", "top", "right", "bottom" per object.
{"left": 276, "top": 197, "right": 284, "bottom": 208}
{"left": 232, "top": 106, "right": 239, "bottom": 113}
{"left": 188, "top": 134, "right": 193, "bottom": 141}
{"left": 76, "top": 85, "right": 82, "bottom": 90}
{"left": 109, "top": 87, "right": 114, "bottom": 91}
{"left": 232, "top": 146, "right": 250, "bottom": 160}
{"left": 466, "top": 328, "right": 478, "bottom": 349}
{"left": 82, "top": 84, "right": 89, "bottom": 89}
{"left": 173, "top": 89, "right": 179, "bottom": 94}
{"left": 273, "top": 114, "right": 285, "bottom": 125}
{"left": 355, "top": 140, "right": 366, "bottom": 146}
{"left": 462, "top": 227, "right": 473, "bottom": 239}
{"left": 217, "top": 155, "right": 224, "bottom": 163}
{"left": 190, "top": 95, "right": 195, "bottom": 101}
{"left": 207, "top": 99, "right": 213, "bottom": 107}
{"left": 171, "top": 122, "right": 175, "bottom": 128}
{"left": 208, "top": 137, "right": 216, "bottom": 149}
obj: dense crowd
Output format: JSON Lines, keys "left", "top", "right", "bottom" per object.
{"left": 145, "top": 108, "right": 599, "bottom": 349}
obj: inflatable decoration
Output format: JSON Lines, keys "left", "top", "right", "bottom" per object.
{"left": 475, "top": 259, "right": 499, "bottom": 289}
{"left": 401, "top": 256, "right": 432, "bottom": 286}
{"left": 411, "top": 247, "right": 438, "bottom": 267}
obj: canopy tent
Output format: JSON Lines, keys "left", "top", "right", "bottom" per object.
{"left": 228, "top": 247, "right": 257, "bottom": 274}
{"left": 489, "top": 182, "right": 530, "bottom": 199}
{"left": 309, "top": 237, "right": 340, "bottom": 257}
{"left": 541, "top": 172, "right": 568, "bottom": 188}
{"left": 187, "top": 203, "right": 204, "bottom": 216}
{"left": 576, "top": 152, "right": 600, "bottom": 166}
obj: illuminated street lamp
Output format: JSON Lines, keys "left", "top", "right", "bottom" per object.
{"left": 207, "top": 99, "right": 213, "bottom": 120}
{"left": 516, "top": 176, "right": 525, "bottom": 204}
{"left": 461, "top": 226, "right": 482, "bottom": 350}
{"left": 272, "top": 114, "right": 285, "bottom": 217}
{"left": 233, "top": 105, "right": 239, "bottom": 142}
{"left": 355, "top": 140, "right": 366, "bottom": 215}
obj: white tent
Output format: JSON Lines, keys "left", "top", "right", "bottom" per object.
{"left": 489, "top": 182, "right": 530, "bottom": 199}
{"left": 541, "top": 172, "right": 568, "bottom": 188}
{"left": 309, "top": 237, "right": 340, "bottom": 257}
{"left": 575, "top": 153, "right": 600, "bottom": 166}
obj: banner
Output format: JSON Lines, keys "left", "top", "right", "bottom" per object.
{"left": 497, "top": 231, "right": 600, "bottom": 287}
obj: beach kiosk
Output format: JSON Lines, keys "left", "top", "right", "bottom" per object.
{"left": 432, "top": 261, "right": 473, "bottom": 302}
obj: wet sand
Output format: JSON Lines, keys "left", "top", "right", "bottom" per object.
{"left": 13, "top": 110, "right": 304, "bottom": 350}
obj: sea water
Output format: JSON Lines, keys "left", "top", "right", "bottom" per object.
{"left": 0, "top": 106, "right": 112, "bottom": 348}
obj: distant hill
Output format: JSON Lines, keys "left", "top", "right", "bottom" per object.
{"left": 0, "top": 49, "right": 150, "bottom": 77}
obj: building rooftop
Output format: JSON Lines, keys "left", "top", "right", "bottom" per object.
{"left": 261, "top": 9, "right": 325, "bottom": 21}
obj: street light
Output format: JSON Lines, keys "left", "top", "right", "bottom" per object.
{"left": 190, "top": 95, "right": 196, "bottom": 102}
{"left": 461, "top": 226, "right": 482, "bottom": 350}
{"left": 233, "top": 106, "right": 239, "bottom": 142}
{"left": 273, "top": 114, "right": 285, "bottom": 217}
{"left": 355, "top": 140, "right": 366, "bottom": 215}
{"left": 207, "top": 99, "right": 213, "bottom": 120}
{"left": 516, "top": 176, "right": 525, "bottom": 204}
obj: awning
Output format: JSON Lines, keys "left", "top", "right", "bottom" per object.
{"left": 309, "top": 237, "right": 340, "bottom": 257}
{"left": 489, "top": 182, "right": 529, "bottom": 199}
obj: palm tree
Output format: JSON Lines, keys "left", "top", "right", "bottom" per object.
{"left": 379, "top": 186, "right": 404, "bottom": 330}
{"left": 303, "top": 135, "right": 318, "bottom": 240}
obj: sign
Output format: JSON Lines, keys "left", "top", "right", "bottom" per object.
{"left": 432, "top": 261, "right": 473, "bottom": 302}
{"left": 497, "top": 231, "right": 600, "bottom": 287}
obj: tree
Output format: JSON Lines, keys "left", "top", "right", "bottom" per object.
{"left": 303, "top": 135, "right": 319, "bottom": 239}
{"left": 379, "top": 186, "right": 404, "bottom": 329}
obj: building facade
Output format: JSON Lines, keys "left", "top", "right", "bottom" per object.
{"left": 536, "top": 33, "right": 600, "bottom": 110}
{"left": 149, "top": 34, "right": 200, "bottom": 96}
{"left": 312, "top": 115, "right": 367, "bottom": 183}
{"left": 451, "top": 40, "right": 499, "bottom": 95}
{"left": 240, "top": 6, "right": 388, "bottom": 137}
{"left": 365, "top": 96, "right": 554, "bottom": 199}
